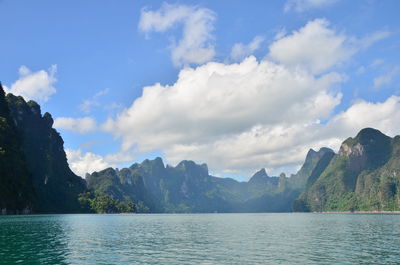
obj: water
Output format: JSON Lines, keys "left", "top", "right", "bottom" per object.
{"left": 0, "top": 213, "right": 399, "bottom": 264}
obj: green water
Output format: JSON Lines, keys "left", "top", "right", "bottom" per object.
{"left": 0, "top": 213, "right": 399, "bottom": 264}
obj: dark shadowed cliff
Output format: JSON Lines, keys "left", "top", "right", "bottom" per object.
{"left": 0, "top": 84, "right": 86, "bottom": 213}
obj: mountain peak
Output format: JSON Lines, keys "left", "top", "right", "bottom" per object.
{"left": 305, "top": 148, "right": 317, "bottom": 159}
{"left": 341, "top": 128, "right": 391, "bottom": 151}
{"left": 356, "top": 127, "right": 386, "bottom": 139}
{"left": 143, "top": 157, "right": 165, "bottom": 168}
{"left": 176, "top": 160, "right": 209, "bottom": 175}
{"left": 254, "top": 168, "right": 268, "bottom": 177}
{"left": 339, "top": 127, "right": 392, "bottom": 170}
{"left": 249, "top": 168, "right": 269, "bottom": 183}
{"left": 305, "top": 147, "right": 334, "bottom": 162}
{"left": 319, "top": 147, "right": 334, "bottom": 153}
{"left": 177, "top": 160, "right": 196, "bottom": 168}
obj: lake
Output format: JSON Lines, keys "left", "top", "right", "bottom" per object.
{"left": 0, "top": 213, "right": 399, "bottom": 264}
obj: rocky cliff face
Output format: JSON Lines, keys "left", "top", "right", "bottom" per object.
{"left": 0, "top": 84, "right": 86, "bottom": 213}
{"left": 3, "top": 87, "right": 393, "bottom": 214}
{"left": 0, "top": 86, "right": 35, "bottom": 213}
{"left": 83, "top": 125, "right": 400, "bottom": 213}
{"left": 86, "top": 157, "right": 300, "bottom": 213}
{"left": 248, "top": 168, "right": 278, "bottom": 186}
{"left": 339, "top": 128, "right": 391, "bottom": 171}
{"left": 86, "top": 166, "right": 158, "bottom": 212}
{"left": 294, "top": 128, "right": 400, "bottom": 212}
{"left": 86, "top": 139, "right": 343, "bottom": 213}
{"left": 289, "top": 147, "right": 335, "bottom": 190}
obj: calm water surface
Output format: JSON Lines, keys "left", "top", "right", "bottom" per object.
{"left": 0, "top": 213, "right": 399, "bottom": 264}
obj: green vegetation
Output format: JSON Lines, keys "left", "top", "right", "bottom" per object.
{"left": 295, "top": 128, "right": 400, "bottom": 212}
{"left": 1, "top": 81, "right": 399, "bottom": 214}
{"left": 78, "top": 192, "right": 135, "bottom": 213}
{"left": 87, "top": 158, "right": 306, "bottom": 213}
{"left": 0, "top": 84, "right": 86, "bottom": 213}
{"left": 0, "top": 86, "right": 35, "bottom": 213}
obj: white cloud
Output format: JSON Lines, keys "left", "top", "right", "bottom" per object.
{"left": 79, "top": 88, "right": 109, "bottom": 114}
{"left": 268, "top": 19, "right": 353, "bottom": 74}
{"left": 4, "top": 65, "right": 57, "bottom": 102}
{"left": 166, "top": 96, "right": 400, "bottom": 176}
{"left": 324, "top": 96, "right": 400, "bottom": 139}
{"left": 80, "top": 99, "right": 99, "bottom": 114}
{"left": 66, "top": 149, "right": 135, "bottom": 177}
{"left": 274, "top": 28, "right": 287, "bottom": 41}
{"left": 66, "top": 149, "right": 114, "bottom": 177}
{"left": 102, "top": 53, "right": 344, "bottom": 175}
{"left": 358, "top": 30, "right": 391, "bottom": 50}
{"left": 100, "top": 18, "right": 398, "bottom": 177}
{"left": 373, "top": 67, "right": 400, "bottom": 89}
{"left": 54, "top": 117, "right": 97, "bottom": 134}
{"left": 268, "top": 19, "right": 389, "bottom": 75}
{"left": 230, "top": 36, "right": 265, "bottom": 61}
{"left": 284, "top": 0, "right": 339, "bottom": 12}
{"left": 139, "top": 3, "right": 216, "bottom": 66}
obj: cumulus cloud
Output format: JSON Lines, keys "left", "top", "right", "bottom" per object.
{"left": 284, "top": 0, "right": 339, "bottom": 12}
{"left": 100, "top": 18, "right": 397, "bottom": 177}
{"left": 139, "top": 3, "right": 216, "bottom": 66}
{"left": 102, "top": 54, "right": 344, "bottom": 175}
{"left": 268, "top": 19, "right": 353, "bottom": 74}
{"left": 54, "top": 117, "right": 97, "bottom": 134}
{"left": 268, "top": 19, "right": 389, "bottom": 75}
{"left": 4, "top": 65, "right": 57, "bottom": 102}
{"left": 230, "top": 36, "right": 265, "bottom": 61}
{"left": 66, "top": 149, "right": 135, "bottom": 177}
{"left": 323, "top": 96, "right": 400, "bottom": 140}
{"left": 66, "top": 149, "right": 113, "bottom": 177}
{"left": 166, "top": 96, "right": 400, "bottom": 175}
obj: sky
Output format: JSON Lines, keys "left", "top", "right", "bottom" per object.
{"left": 1, "top": 0, "right": 400, "bottom": 181}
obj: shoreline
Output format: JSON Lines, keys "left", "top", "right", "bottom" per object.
{"left": 2, "top": 211, "right": 400, "bottom": 216}
{"left": 314, "top": 211, "right": 400, "bottom": 214}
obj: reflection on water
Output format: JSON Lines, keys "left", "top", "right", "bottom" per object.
{"left": 0, "top": 213, "right": 399, "bottom": 264}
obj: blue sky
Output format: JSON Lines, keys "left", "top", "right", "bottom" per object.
{"left": 1, "top": 0, "right": 400, "bottom": 180}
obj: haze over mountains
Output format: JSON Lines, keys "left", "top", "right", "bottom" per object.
{"left": 86, "top": 157, "right": 300, "bottom": 213}
{"left": 0, "top": 84, "right": 399, "bottom": 213}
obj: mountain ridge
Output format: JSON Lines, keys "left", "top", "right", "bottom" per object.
{"left": 294, "top": 128, "right": 400, "bottom": 212}
{"left": 86, "top": 151, "right": 323, "bottom": 213}
{"left": 1, "top": 81, "right": 399, "bottom": 213}
{"left": 87, "top": 128, "right": 400, "bottom": 213}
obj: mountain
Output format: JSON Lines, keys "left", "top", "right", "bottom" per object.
{"left": 86, "top": 139, "right": 341, "bottom": 213}
{"left": 289, "top": 147, "right": 335, "bottom": 190}
{"left": 294, "top": 128, "right": 400, "bottom": 212}
{"left": 86, "top": 166, "right": 158, "bottom": 212}
{"left": 86, "top": 158, "right": 302, "bottom": 213}
{"left": 0, "top": 86, "right": 35, "bottom": 213}
{"left": 84, "top": 128, "right": 400, "bottom": 213}
{"left": 2, "top": 82, "right": 397, "bottom": 214}
{"left": 0, "top": 84, "right": 86, "bottom": 213}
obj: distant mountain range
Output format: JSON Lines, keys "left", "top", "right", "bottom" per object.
{"left": 85, "top": 127, "right": 400, "bottom": 213}
{"left": 0, "top": 83, "right": 399, "bottom": 213}
{"left": 86, "top": 158, "right": 300, "bottom": 213}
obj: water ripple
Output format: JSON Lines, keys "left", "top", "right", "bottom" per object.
{"left": 0, "top": 213, "right": 399, "bottom": 264}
